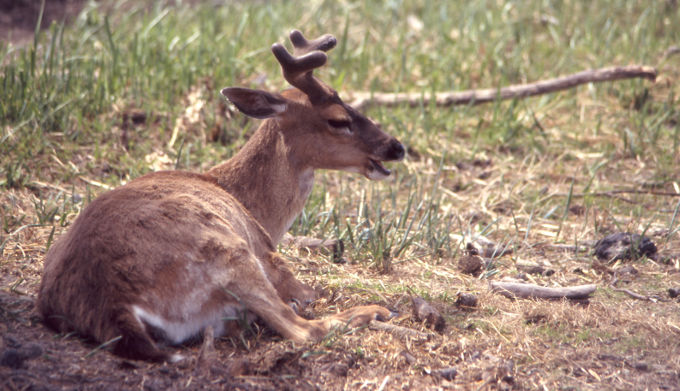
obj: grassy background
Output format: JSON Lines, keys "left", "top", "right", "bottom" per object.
{"left": 1, "top": 0, "right": 680, "bottom": 389}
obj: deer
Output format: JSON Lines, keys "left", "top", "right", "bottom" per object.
{"left": 37, "top": 30, "right": 405, "bottom": 362}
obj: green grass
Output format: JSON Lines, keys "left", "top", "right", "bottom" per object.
{"left": 2, "top": 1, "right": 679, "bottom": 266}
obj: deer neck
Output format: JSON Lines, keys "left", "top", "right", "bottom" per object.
{"left": 207, "top": 121, "right": 314, "bottom": 244}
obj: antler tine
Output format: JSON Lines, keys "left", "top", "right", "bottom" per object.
{"left": 289, "top": 30, "right": 337, "bottom": 56}
{"left": 271, "top": 30, "right": 336, "bottom": 104}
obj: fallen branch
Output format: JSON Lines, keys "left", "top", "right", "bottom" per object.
{"left": 609, "top": 276, "right": 669, "bottom": 303}
{"left": 368, "top": 320, "right": 432, "bottom": 340}
{"left": 490, "top": 281, "right": 597, "bottom": 300}
{"left": 349, "top": 65, "right": 656, "bottom": 110}
{"left": 544, "top": 189, "right": 680, "bottom": 203}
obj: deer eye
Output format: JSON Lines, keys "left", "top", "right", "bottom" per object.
{"left": 327, "top": 119, "right": 352, "bottom": 130}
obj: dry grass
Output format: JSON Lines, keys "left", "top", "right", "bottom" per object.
{"left": 2, "top": 127, "right": 680, "bottom": 389}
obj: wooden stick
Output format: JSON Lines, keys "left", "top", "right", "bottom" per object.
{"left": 349, "top": 65, "right": 656, "bottom": 110}
{"left": 490, "top": 281, "right": 597, "bottom": 300}
{"left": 548, "top": 189, "right": 680, "bottom": 200}
{"left": 609, "top": 276, "right": 670, "bottom": 303}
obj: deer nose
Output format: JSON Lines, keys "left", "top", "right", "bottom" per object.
{"left": 387, "top": 140, "right": 405, "bottom": 161}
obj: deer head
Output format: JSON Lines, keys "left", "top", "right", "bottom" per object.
{"left": 221, "top": 30, "right": 405, "bottom": 181}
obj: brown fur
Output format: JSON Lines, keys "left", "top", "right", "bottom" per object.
{"left": 37, "top": 32, "right": 403, "bottom": 361}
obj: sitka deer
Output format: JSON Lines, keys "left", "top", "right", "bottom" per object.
{"left": 37, "top": 30, "right": 405, "bottom": 362}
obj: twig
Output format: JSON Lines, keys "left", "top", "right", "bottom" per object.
{"left": 610, "top": 286, "right": 669, "bottom": 302}
{"left": 84, "top": 335, "right": 122, "bottom": 358}
{"left": 609, "top": 275, "right": 669, "bottom": 303}
{"left": 662, "top": 45, "right": 680, "bottom": 59}
{"left": 349, "top": 65, "right": 657, "bottom": 109}
{"left": 377, "top": 376, "right": 390, "bottom": 391}
{"left": 490, "top": 281, "right": 597, "bottom": 300}
{"left": 549, "top": 189, "right": 680, "bottom": 201}
{"left": 79, "top": 176, "right": 113, "bottom": 190}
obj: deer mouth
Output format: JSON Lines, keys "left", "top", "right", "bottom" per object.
{"left": 366, "top": 158, "right": 392, "bottom": 180}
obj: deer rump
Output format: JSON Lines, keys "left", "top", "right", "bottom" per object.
{"left": 38, "top": 172, "right": 271, "bottom": 359}
{"left": 37, "top": 29, "right": 402, "bottom": 362}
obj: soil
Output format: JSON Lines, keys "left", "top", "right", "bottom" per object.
{"left": 0, "top": 0, "right": 85, "bottom": 45}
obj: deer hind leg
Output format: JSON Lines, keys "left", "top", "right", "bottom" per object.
{"left": 262, "top": 252, "right": 317, "bottom": 312}
{"left": 227, "top": 252, "right": 393, "bottom": 343}
{"left": 111, "top": 308, "right": 173, "bottom": 362}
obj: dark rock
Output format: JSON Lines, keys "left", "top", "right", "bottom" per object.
{"left": 465, "top": 242, "right": 480, "bottom": 256}
{"left": 432, "top": 367, "right": 458, "bottom": 381}
{"left": 631, "top": 361, "right": 649, "bottom": 371}
{"left": 516, "top": 263, "right": 554, "bottom": 276}
{"left": 3, "top": 334, "right": 21, "bottom": 348}
{"left": 411, "top": 296, "right": 446, "bottom": 332}
{"left": 21, "top": 343, "right": 43, "bottom": 359}
{"left": 669, "top": 287, "right": 680, "bottom": 298}
{"left": 593, "top": 232, "right": 657, "bottom": 262}
{"left": 0, "top": 342, "right": 43, "bottom": 369}
{"left": 458, "top": 254, "right": 484, "bottom": 276}
{"left": 322, "top": 362, "right": 349, "bottom": 377}
{"left": 455, "top": 293, "right": 478, "bottom": 309}
{"left": 0, "top": 349, "right": 25, "bottom": 369}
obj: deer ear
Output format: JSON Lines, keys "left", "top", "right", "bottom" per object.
{"left": 220, "top": 87, "right": 287, "bottom": 119}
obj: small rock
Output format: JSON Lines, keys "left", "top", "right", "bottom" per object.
{"left": 631, "top": 361, "right": 649, "bottom": 371}
{"left": 465, "top": 242, "right": 480, "bottom": 256}
{"left": 411, "top": 296, "right": 446, "bottom": 332}
{"left": 0, "top": 343, "right": 43, "bottom": 369}
{"left": 516, "top": 262, "right": 554, "bottom": 276}
{"left": 21, "top": 343, "right": 43, "bottom": 359}
{"left": 455, "top": 293, "right": 478, "bottom": 309}
{"left": 669, "top": 287, "right": 680, "bottom": 298}
{"left": 331, "top": 239, "right": 344, "bottom": 263}
{"left": 458, "top": 254, "right": 484, "bottom": 276}
{"left": 400, "top": 350, "right": 416, "bottom": 365}
{"left": 524, "top": 311, "right": 548, "bottom": 324}
{"left": 617, "top": 265, "right": 638, "bottom": 275}
{"left": 431, "top": 367, "right": 457, "bottom": 381}
{"left": 467, "top": 238, "right": 512, "bottom": 259}
{"left": 323, "top": 362, "right": 349, "bottom": 377}
{"left": 3, "top": 334, "right": 21, "bottom": 348}
{"left": 593, "top": 232, "right": 657, "bottom": 262}
{"left": 500, "top": 359, "right": 515, "bottom": 383}
{"left": 0, "top": 349, "right": 25, "bottom": 369}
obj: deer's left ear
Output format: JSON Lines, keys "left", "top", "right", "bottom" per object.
{"left": 221, "top": 87, "right": 287, "bottom": 119}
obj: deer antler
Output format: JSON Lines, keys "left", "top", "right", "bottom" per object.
{"left": 289, "top": 30, "right": 336, "bottom": 55}
{"left": 271, "top": 30, "right": 337, "bottom": 104}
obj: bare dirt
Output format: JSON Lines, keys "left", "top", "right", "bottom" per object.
{"left": 0, "top": 0, "right": 85, "bottom": 45}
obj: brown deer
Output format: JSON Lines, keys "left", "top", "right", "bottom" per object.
{"left": 37, "top": 30, "right": 405, "bottom": 362}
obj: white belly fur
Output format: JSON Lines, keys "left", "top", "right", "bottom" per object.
{"left": 132, "top": 304, "right": 241, "bottom": 345}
